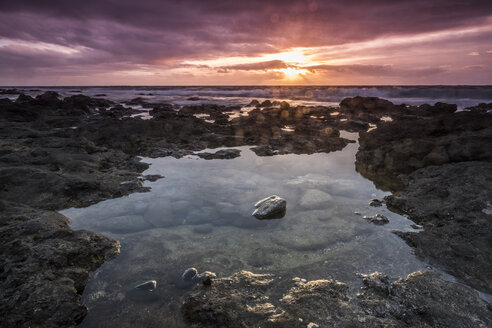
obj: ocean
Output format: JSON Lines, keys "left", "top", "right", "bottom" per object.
{"left": 6, "top": 85, "right": 492, "bottom": 109}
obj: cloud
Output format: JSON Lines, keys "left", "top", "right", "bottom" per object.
{"left": 1, "top": 1, "right": 491, "bottom": 58}
{"left": 299, "top": 64, "right": 447, "bottom": 77}
{"left": 0, "top": 0, "right": 492, "bottom": 84}
{"left": 217, "top": 60, "right": 289, "bottom": 72}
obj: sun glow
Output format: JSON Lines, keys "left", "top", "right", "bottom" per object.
{"left": 267, "top": 51, "right": 308, "bottom": 64}
{"left": 278, "top": 67, "right": 309, "bottom": 78}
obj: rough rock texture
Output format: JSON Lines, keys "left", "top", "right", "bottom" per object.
{"left": 386, "top": 162, "right": 492, "bottom": 293}
{"left": 0, "top": 93, "right": 153, "bottom": 210}
{"left": 182, "top": 270, "right": 492, "bottom": 327}
{"left": 0, "top": 201, "right": 120, "bottom": 328}
{"left": 354, "top": 104, "right": 492, "bottom": 294}
{"left": 355, "top": 110, "right": 492, "bottom": 191}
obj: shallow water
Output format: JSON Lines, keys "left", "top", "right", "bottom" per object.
{"left": 61, "top": 140, "right": 434, "bottom": 327}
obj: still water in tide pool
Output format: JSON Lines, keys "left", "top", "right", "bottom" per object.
{"left": 61, "top": 139, "right": 429, "bottom": 327}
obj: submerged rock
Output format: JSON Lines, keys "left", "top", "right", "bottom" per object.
{"left": 299, "top": 189, "right": 333, "bottom": 208}
{"left": 176, "top": 268, "right": 201, "bottom": 289}
{"left": 252, "top": 195, "right": 287, "bottom": 219}
{"left": 134, "top": 280, "right": 157, "bottom": 291}
{"left": 363, "top": 214, "right": 389, "bottom": 225}
{"left": 182, "top": 268, "right": 199, "bottom": 281}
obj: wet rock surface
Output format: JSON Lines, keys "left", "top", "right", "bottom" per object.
{"left": 182, "top": 270, "right": 492, "bottom": 327}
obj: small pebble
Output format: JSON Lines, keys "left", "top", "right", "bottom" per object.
{"left": 363, "top": 214, "right": 389, "bottom": 225}
{"left": 369, "top": 199, "right": 383, "bottom": 207}
{"left": 134, "top": 280, "right": 157, "bottom": 291}
{"left": 182, "top": 268, "right": 198, "bottom": 282}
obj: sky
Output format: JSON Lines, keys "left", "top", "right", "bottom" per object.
{"left": 1, "top": 0, "right": 492, "bottom": 86}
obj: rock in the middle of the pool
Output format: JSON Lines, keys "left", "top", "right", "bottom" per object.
{"left": 252, "top": 195, "right": 287, "bottom": 219}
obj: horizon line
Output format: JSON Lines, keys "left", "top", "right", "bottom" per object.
{"left": 2, "top": 84, "right": 492, "bottom": 88}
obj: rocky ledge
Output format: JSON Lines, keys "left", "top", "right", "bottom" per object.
{"left": 0, "top": 201, "right": 120, "bottom": 327}
{"left": 387, "top": 162, "right": 492, "bottom": 293}
{"left": 351, "top": 97, "right": 492, "bottom": 294}
{"left": 182, "top": 270, "right": 491, "bottom": 327}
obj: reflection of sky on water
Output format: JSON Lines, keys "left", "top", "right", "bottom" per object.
{"left": 61, "top": 143, "right": 434, "bottom": 327}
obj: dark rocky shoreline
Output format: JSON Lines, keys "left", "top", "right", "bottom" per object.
{"left": 353, "top": 100, "right": 492, "bottom": 294}
{"left": 1, "top": 90, "right": 491, "bottom": 327}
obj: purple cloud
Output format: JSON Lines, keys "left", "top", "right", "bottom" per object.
{"left": 0, "top": 0, "right": 491, "bottom": 84}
